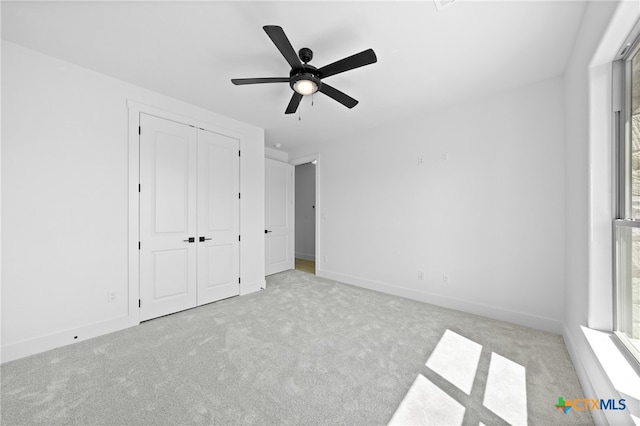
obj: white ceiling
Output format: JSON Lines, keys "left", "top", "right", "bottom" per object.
{"left": 2, "top": 1, "right": 587, "bottom": 152}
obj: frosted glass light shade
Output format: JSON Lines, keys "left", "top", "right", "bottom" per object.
{"left": 293, "top": 79, "right": 318, "bottom": 95}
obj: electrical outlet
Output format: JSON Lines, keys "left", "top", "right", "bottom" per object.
{"left": 442, "top": 275, "right": 450, "bottom": 285}
{"left": 108, "top": 291, "right": 117, "bottom": 303}
{"left": 442, "top": 152, "right": 449, "bottom": 161}
{"left": 418, "top": 156, "right": 424, "bottom": 166}
{"left": 323, "top": 255, "right": 328, "bottom": 264}
{"left": 418, "top": 271, "right": 424, "bottom": 280}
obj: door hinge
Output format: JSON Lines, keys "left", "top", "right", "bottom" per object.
{"left": 138, "top": 241, "right": 141, "bottom": 250}
{"left": 238, "top": 235, "right": 241, "bottom": 242}
{"left": 139, "top": 299, "right": 141, "bottom": 308}
{"left": 238, "top": 277, "right": 241, "bottom": 284}
{"left": 238, "top": 193, "right": 241, "bottom": 199}
{"left": 138, "top": 126, "right": 141, "bottom": 135}
{"left": 238, "top": 150, "right": 241, "bottom": 157}
{"left": 138, "top": 184, "right": 141, "bottom": 192}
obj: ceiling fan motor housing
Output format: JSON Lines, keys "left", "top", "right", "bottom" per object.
{"left": 298, "top": 47, "right": 313, "bottom": 64}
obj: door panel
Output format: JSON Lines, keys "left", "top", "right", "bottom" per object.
{"left": 268, "top": 167, "right": 287, "bottom": 227}
{"left": 205, "top": 244, "right": 233, "bottom": 286}
{"left": 153, "top": 249, "right": 189, "bottom": 298}
{"left": 268, "top": 236, "right": 287, "bottom": 263}
{"left": 197, "top": 129, "right": 240, "bottom": 305}
{"left": 154, "top": 134, "right": 190, "bottom": 233}
{"left": 207, "top": 148, "right": 234, "bottom": 229}
{"left": 140, "top": 114, "right": 197, "bottom": 321}
{"left": 265, "top": 158, "right": 294, "bottom": 275}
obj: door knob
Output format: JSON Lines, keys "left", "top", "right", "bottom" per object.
{"left": 265, "top": 230, "right": 272, "bottom": 234}
{"left": 183, "top": 237, "right": 195, "bottom": 243}
{"left": 199, "top": 236, "right": 212, "bottom": 242}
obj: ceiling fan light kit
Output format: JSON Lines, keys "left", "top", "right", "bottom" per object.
{"left": 231, "top": 25, "right": 377, "bottom": 115}
{"left": 291, "top": 73, "right": 320, "bottom": 95}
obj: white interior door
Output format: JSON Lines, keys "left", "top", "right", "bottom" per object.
{"left": 197, "top": 129, "right": 240, "bottom": 305}
{"left": 139, "top": 114, "right": 197, "bottom": 321}
{"left": 265, "top": 158, "right": 294, "bottom": 276}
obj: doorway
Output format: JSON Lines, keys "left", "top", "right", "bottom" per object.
{"left": 294, "top": 159, "right": 318, "bottom": 275}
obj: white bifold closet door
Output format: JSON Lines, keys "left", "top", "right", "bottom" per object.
{"left": 139, "top": 113, "right": 239, "bottom": 322}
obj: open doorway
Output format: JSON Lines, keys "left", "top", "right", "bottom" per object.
{"left": 294, "top": 160, "right": 317, "bottom": 274}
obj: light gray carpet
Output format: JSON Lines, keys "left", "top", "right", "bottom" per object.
{"left": 1, "top": 270, "right": 592, "bottom": 425}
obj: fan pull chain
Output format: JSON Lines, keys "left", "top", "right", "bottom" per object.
{"left": 311, "top": 93, "right": 314, "bottom": 107}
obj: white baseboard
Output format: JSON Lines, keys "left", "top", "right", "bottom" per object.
{"left": 240, "top": 278, "right": 266, "bottom": 295}
{"left": 316, "top": 269, "right": 563, "bottom": 334}
{"left": 1, "top": 315, "right": 138, "bottom": 364}
{"left": 562, "top": 325, "right": 607, "bottom": 425}
{"left": 3, "top": 280, "right": 267, "bottom": 363}
{"left": 295, "top": 253, "right": 315, "bottom": 261}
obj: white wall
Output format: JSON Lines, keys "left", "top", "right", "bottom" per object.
{"left": 1, "top": 41, "right": 265, "bottom": 362}
{"left": 290, "top": 76, "right": 566, "bottom": 333}
{"left": 295, "top": 162, "right": 316, "bottom": 260}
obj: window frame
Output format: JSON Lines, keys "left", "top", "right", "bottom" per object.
{"left": 613, "top": 33, "right": 640, "bottom": 365}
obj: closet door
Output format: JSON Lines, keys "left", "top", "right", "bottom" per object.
{"left": 196, "top": 129, "right": 240, "bottom": 305}
{"left": 139, "top": 114, "right": 197, "bottom": 321}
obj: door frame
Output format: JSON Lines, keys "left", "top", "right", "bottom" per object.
{"left": 290, "top": 154, "right": 321, "bottom": 274}
{"left": 127, "top": 100, "right": 243, "bottom": 324}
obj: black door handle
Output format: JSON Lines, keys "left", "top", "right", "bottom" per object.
{"left": 183, "top": 237, "right": 195, "bottom": 243}
{"left": 265, "top": 230, "right": 272, "bottom": 234}
{"left": 199, "top": 236, "right": 212, "bottom": 242}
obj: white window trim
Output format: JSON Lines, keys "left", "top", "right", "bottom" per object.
{"left": 585, "top": 1, "right": 640, "bottom": 423}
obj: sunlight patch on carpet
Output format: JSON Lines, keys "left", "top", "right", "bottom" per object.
{"left": 425, "top": 329, "right": 482, "bottom": 395}
{"left": 388, "top": 374, "right": 466, "bottom": 426}
{"left": 483, "top": 352, "right": 528, "bottom": 425}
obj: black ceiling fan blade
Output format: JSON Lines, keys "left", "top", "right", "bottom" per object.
{"left": 231, "top": 77, "right": 289, "bottom": 85}
{"left": 263, "top": 25, "right": 303, "bottom": 70}
{"left": 317, "top": 49, "right": 377, "bottom": 79}
{"left": 319, "top": 83, "right": 358, "bottom": 109}
{"left": 285, "top": 92, "right": 303, "bottom": 114}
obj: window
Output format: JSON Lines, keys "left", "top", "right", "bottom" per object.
{"left": 614, "top": 35, "right": 640, "bottom": 363}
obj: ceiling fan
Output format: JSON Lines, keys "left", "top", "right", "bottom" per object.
{"left": 231, "top": 25, "right": 377, "bottom": 114}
